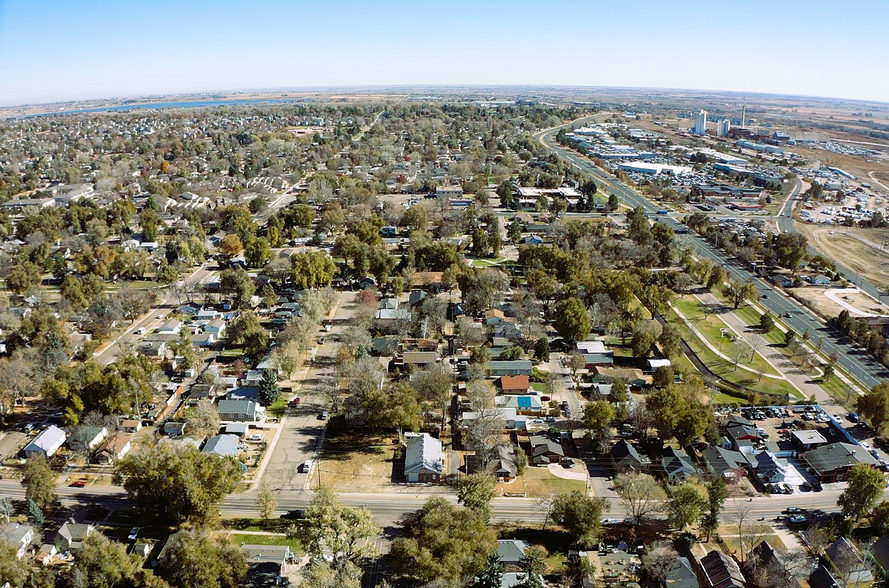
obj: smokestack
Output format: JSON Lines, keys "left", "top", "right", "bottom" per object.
{"left": 741, "top": 105, "right": 747, "bottom": 128}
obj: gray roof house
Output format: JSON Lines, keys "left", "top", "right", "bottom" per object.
{"left": 202, "top": 434, "right": 241, "bottom": 458}
{"left": 611, "top": 439, "right": 651, "bottom": 474}
{"left": 754, "top": 451, "right": 787, "bottom": 484}
{"left": 498, "top": 539, "right": 531, "bottom": 568}
{"left": 242, "top": 544, "right": 296, "bottom": 588}
{"left": 662, "top": 556, "right": 699, "bottom": 588}
{"left": 810, "top": 564, "right": 841, "bottom": 588}
{"left": 661, "top": 447, "right": 697, "bottom": 482}
{"left": 23, "top": 425, "right": 67, "bottom": 458}
{"left": 217, "top": 399, "right": 266, "bottom": 422}
{"left": 0, "top": 523, "right": 35, "bottom": 559}
{"left": 404, "top": 433, "right": 444, "bottom": 483}
{"left": 488, "top": 360, "right": 533, "bottom": 377}
{"left": 826, "top": 537, "right": 873, "bottom": 586}
{"left": 53, "top": 522, "right": 94, "bottom": 554}
{"left": 703, "top": 446, "right": 751, "bottom": 482}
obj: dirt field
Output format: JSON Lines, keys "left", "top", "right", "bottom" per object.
{"left": 788, "top": 287, "right": 889, "bottom": 320}
{"left": 795, "top": 224, "right": 889, "bottom": 292}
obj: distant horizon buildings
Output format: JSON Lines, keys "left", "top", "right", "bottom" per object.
{"left": 693, "top": 110, "right": 708, "bottom": 135}
{"left": 717, "top": 118, "right": 731, "bottom": 137}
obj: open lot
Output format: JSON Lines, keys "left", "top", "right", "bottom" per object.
{"left": 796, "top": 224, "right": 889, "bottom": 292}
{"left": 789, "top": 286, "right": 889, "bottom": 319}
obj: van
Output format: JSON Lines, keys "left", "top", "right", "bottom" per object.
{"left": 135, "top": 327, "right": 147, "bottom": 335}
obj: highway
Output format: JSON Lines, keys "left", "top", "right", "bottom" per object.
{"left": 536, "top": 127, "right": 888, "bottom": 391}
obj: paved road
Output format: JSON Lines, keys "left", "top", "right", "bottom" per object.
{"left": 536, "top": 127, "right": 888, "bottom": 391}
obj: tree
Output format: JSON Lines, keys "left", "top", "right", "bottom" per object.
{"left": 642, "top": 541, "right": 679, "bottom": 585}
{"left": 257, "top": 369, "right": 280, "bottom": 407}
{"left": 183, "top": 399, "right": 220, "bottom": 441}
{"left": 700, "top": 475, "right": 728, "bottom": 541}
{"left": 784, "top": 329, "right": 796, "bottom": 346}
{"left": 516, "top": 546, "right": 548, "bottom": 588}
{"left": 6, "top": 262, "right": 42, "bottom": 295}
{"left": 668, "top": 482, "right": 707, "bottom": 530}
{"left": 658, "top": 323, "right": 682, "bottom": 361}
{"left": 870, "top": 500, "right": 889, "bottom": 535}
{"left": 567, "top": 350, "right": 586, "bottom": 381}
{"left": 304, "top": 486, "right": 380, "bottom": 566}
{"left": 857, "top": 381, "right": 889, "bottom": 434}
{"left": 631, "top": 322, "right": 658, "bottom": 358}
{"left": 459, "top": 269, "right": 510, "bottom": 316}
{"left": 837, "top": 463, "right": 886, "bottom": 521}
{"left": 646, "top": 379, "right": 713, "bottom": 446}
{"left": 652, "top": 365, "right": 674, "bottom": 388}
{"left": 244, "top": 237, "right": 271, "bottom": 268}
{"left": 707, "top": 265, "right": 726, "bottom": 290}
{"left": 533, "top": 337, "right": 550, "bottom": 362}
{"left": 0, "top": 539, "right": 30, "bottom": 588}
{"left": 23, "top": 455, "right": 57, "bottom": 511}
{"left": 457, "top": 472, "right": 497, "bottom": 520}
{"left": 390, "top": 497, "right": 497, "bottom": 586}
{"left": 612, "top": 472, "right": 665, "bottom": 524}
{"left": 298, "top": 560, "right": 361, "bottom": 588}
{"left": 759, "top": 313, "right": 775, "bottom": 334}
{"left": 723, "top": 278, "right": 756, "bottom": 309}
{"left": 550, "top": 491, "right": 609, "bottom": 547}
{"left": 114, "top": 443, "right": 242, "bottom": 525}
{"left": 582, "top": 401, "right": 616, "bottom": 452}
{"left": 607, "top": 193, "right": 619, "bottom": 212}
{"left": 64, "top": 531, "right": 142, "bottom": 588}
{"left": 218, "top": 233, "right": 244, "bottom": 260}
{"left": 474, "top": 553, "right": 505, "bottom": 588}
{"left": 159, "top": 529, "right": 246, "bottom": 588}
{"left": 219, "top": 267, "right": 255, "bottom": 309}
{"left": 256, "top": 481, "right": 277, "bottom": 519}
{"left": 554, "top": 297, "right": 590, "bottom": 343}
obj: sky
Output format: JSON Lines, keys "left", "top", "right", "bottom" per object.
{"left": 1, "top": 0, "right": 888, "bottom": 106}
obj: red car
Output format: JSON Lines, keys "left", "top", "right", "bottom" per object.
{"left": 288, "top": 398, "right": 301, "bottom": 408}
{"left": 69, "top": 480, "right": 87, "bottom": 488}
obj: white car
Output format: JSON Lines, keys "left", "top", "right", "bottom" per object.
{"left": 128, "top": 527, "right": 140, "bottom": 540}
{"left": 247, "top": 434, "right": 264, "bottom": 442}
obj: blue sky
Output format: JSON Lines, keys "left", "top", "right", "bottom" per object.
{"left": 1, "top": 0, "right": 887, "bottom": 106}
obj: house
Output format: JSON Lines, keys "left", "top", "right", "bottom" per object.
{"left": 122, "top": 419, "right": 142, "bottom": 433}
{"left": 703, "top": 446, "right": 751, "bottom": 482}
{"left": 808, "top": 274, "right": 832, "bottom": 286}
{"left": 94, "top": 433, "right": 133, "bottom": 464}
{"left": 611, "top": 439, "right": 651, "bottom": 473}
{"left": 53, "top": 522, "right": 94, "bottom": 554}
{"left": 132, "top": 541, "right": 152, "bottom": 559}
{"left": 584, "top": 353, "right": 614, "bottom": 367}
{"left": 661, "top": 447, "right": 697, "bottom": 482}
{"left": 138, "top": 339, "right": 167, "bottom": 357}
{"left": 228, "top": 386, "right": 260, "bottom": 401}
{"left": 205, "top": 319, "right": 226, "bottom": 338}
{"left": 754, "top": 451, "right": 787, "bottom": 484}
{"left": 700, "top": 549, "right": 746, "bottom": 588}
{"left": 662, "top": 557, "right": 700, "bottom": 588}
{"left": 498, "top": 539, "right": 531, "bottom": 569}
{"left": 826, "top": 537, "right": 873, "bottom": 587}
{"left": 803, "top": 442, "right": 880, "bottom": 483}
{"left": 810, "top": 564, "right": 842, "bottom": 588}
{"left": 157, "top": 319, "right": 182, "bottom": 335}
{"left": 411, "top": 271, "right": 444, "bottom": 292}
{"left": 488, "top": 361, "right": 533, "bottom": 377}
{"left": 23, "top": 425, "right": 67, "bottom": 458}
{"left": 67, "top": 426, "right": 108, "bottom": 452}
{"left": 531, "top": 439, "right": 565, "bottom": 465}
{"left": 0, "top": 523, "right": 35, "bottom": 559}
{"left": 592, "top": 367, "right": 649, "bottom": 387}
{"left": 224, "top": 422, "right": 249, "bottom": 438}
{"left": 217, "top": 399, "right": 266, "bottom": 422}
{"left": 497, "top": 375, "right": 530, "bottom": 394}
{"left": 496, "top": 395, "right": 542, "bottom": 415}
{"left": 164, "top": 422, "right": 188, "bottom": 437}
{"left": 791, "top": 429, "right": 828, "bottom": 452}
{"left": 461, "top": 408, "right": 527, "bottom": 431}
{"left": 244, "top": 370, "right": 265, "bottom": 387}
{"left": 869, "top": 535, "right": 889, "bottom": 578}
{"left": 524, "top": 234, "right": 543, "bottom": 246}
{"left": 241, "top": 544, "right": 296, "bottom": 588}
{"left": 202, "top": 434, "right": 241, "bottom": 458}
{"left": 404, "top": 433, "right": 444, "bottom": 483}
{"left": 408, "top": 290, "right": 429, "bottom": 308}
{"left": 492, "top": 445, "right": 518, "bottom": 481}
{"left": 401, "top": 352, "right": 438, "bottom": 367}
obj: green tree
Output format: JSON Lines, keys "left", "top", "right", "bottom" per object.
{"left": 390, "top": 497, "right": 497, "bottom": 586}
{"left": 837, "top": 463, "right": 886, "bottom": 521}
{"left": 23, "top": 455, "right": 57, "bottom": 511}
{"left": 533, "top": 337, "right": 550, "bottom": 362}
{"left": 244, "top": 237, "right": 271, "bottom": 268}
{"left": 631, "top": 322, "right": 658, "bottom": 358}
{"left": 706, "top": 265, "right": 726, "bottom": 290}
{"left": 516, "top": 546, "right": 548, "bottom": 588}
{"left": 582, "top": 401, "right": 616, "bottom": 452}
{"left": 857, "top": 381, "right": 889, "bottom": 434}
{"left": 114, "top": 443, "right": 242, "bottom": 525}
{"left": 668, "top": 483, "right": 707, "bottom": 530}
{"left": 219, "top": 267, "right": 256, "bottom": 309}
{"left": 457, "top": 472, "right": 497, "bottom": 520}
{"left": 0, "top": 539, "right": 30, "bottom": 588}
{"left": 870, "top": 500, "right": 889, "bottom": 535}
{"left": 474, "top": 553, "right": 505, "bottom": 588}
{"left": 159, "top": 529, "right": 246, "bottom": 588}
{"left": 607, "top": 193, "right": 619, "bottom": 212}
{"left": 784, "top": 329, "right": 797, "bottom": 346}
{"left": 652, "top": 365, "right": 674, "bottom": 388}
{"left": 304, "top": 486, "right": 380, "bottom": 566}
{"left": 183, "top": 399, "right": 220, "bottom": 441}
{"left": 646, "top": 379, "right": 712, "bottom": 446}
{"left": 64, "top": 532, "right": 142, "bottom": 588}
{"left": 5, "top": 262, "right": 42, "bottom": 295}
{"left": 550, "top": 491, "right": 609, "bottom": 547}
{"left": 658, "top": 323, "right": 682, "bottom": 361}
{"left": 723, "top": 279, "right": 756, "bottom": 309}
{"left": 700, "top": 475, "right": 728, "bottom": 541}
{"left": 759, "top": 312, "right": 775, "bottom": 334}
{"left": 554, "top": 297, "right": 590, "bottom": 343}
{"left": 257, "top": 369, "right": 280, "bottom": 407}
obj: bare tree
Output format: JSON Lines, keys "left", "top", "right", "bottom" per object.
{"left": 465, "top": 379, "right": 506, "bottom": 468}
{"left": 612, "top": 472, "right": 665, "bottom": 524}
{"left": 642, "top": 541, "right": 678, "bottom": 585}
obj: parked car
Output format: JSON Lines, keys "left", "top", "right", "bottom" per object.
{"left": 783, "top": 507, "right": 802, "bottom": 514}
{"left": 69, "top": 480, "right": 87, "bottom": 488}
{"left": 788, "top": 515, "right": 807, "bottom": 523}
{"left": 247, "top": 434, "right": 264, "bottom": 442}
{"left": 318, "top": 411, "right": 329, "bottom": 420}
{"left": 298, "top": 460, "right": 314, "bottom": 474}
{"left": 128, "top": 527, "right": 140, "bottom": 541}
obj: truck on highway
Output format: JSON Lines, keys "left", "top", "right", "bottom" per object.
{"left": 655, "top": 209, "right": 669, "bottom": 215}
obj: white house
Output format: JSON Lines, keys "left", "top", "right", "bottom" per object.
{"left": 404, "top": 433, "right": 444, "bottom": 483}
{"left": 157, "top": 319, "right": 182, "bottom": 335}
{"left": 23, "top": 425, "right": 67, "bottom": 458}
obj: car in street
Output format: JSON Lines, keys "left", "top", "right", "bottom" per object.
{"left": 783, "top": 312, "right": 792, "bottom": 318}
{"left": 288, "top": 398, "right": 301, "bottom": 408}
{"left": 788, "top": 515, "right": 807, "bottom": 523}
{"left": 69, "top": 480, "right": 87, "bottom": 488}
{"left": 601, "top": 518, "right": 619, "bottom": 526}
{"left": 783, "top": 507, "right": 802, "bottom": 514}
{"left": 543, "top": 416, "right": 557, "bottom": 423}
{"left": 128, "top": 527, "right": 140, "bottom": 541}
{"left": 298, "top": 460, "right": 314, "bottom": 474}
{"left": 318, "top": 411, "right": 328, "bottom": 420}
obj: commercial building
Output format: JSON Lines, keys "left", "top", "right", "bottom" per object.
{"left": 717, "top": 119, "right": 731, "bottom": 137}
{"left": 694, "top": 110, "right": 708, "bottom": 135}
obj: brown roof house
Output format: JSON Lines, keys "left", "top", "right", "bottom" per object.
{"left": 497, "top": 375, "right": 530, "bottom": 394}
{"left": 95, "top": 433, "right": 134, "bottom": 464}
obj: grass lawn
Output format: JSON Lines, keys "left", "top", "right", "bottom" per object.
{"left": 530, "top": 382, "right": 547, "bottom": 393}
{"left": 468, "top": 258, "right": 507, "bottom": 268}
{"left": 713, "top": 390, "right": 750, "bottom": 405}
{"left": 819, "top": 376, "right": 859, "bottom": 407}
{"left": 497, "top": 466, "right": 585, "bottom": 498}
{"left": 227, "top": 532, "right": 305, "bottom": 554}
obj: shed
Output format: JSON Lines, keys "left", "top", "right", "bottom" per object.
{"left": 202, "top": 434, "right": 241, "bottom": 458}
{"left": 23, "top": 425, "right": 67, "bottom": 458}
